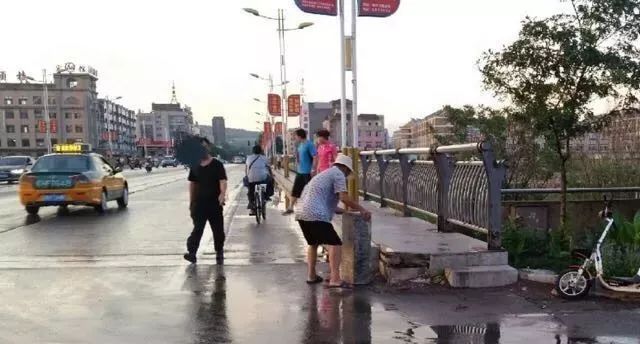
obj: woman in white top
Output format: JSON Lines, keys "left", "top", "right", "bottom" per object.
{"left": 246, "top": 145, "right": 272, "bottom": 214}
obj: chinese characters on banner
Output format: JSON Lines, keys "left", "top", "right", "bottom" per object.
{"left": 295, "top": 0, "right": 337, "bottom": 16}
{"left": 267, "top": 93, "right": 282, "bottom": 116}
{"left": 50, "top": 121, "right": 57, "bottom": 134}
{"left": 274, "top": 122, "right": 283, "bottom": 135}
{"left": 359, "top": 0, "right": 400, "bottom": 17}
{"left": 287, "top": 95, "right": 302, "bottom": 116}
{"left": 101, "top": 132, "right": 118, "bottom": 140}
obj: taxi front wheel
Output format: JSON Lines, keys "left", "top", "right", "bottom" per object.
{"left": 26, "top": 205, "right": 40, "bottom": 215}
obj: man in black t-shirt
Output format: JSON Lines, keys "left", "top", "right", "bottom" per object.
{"left": 183, "top": 147, "right": 228, "bottom": 264}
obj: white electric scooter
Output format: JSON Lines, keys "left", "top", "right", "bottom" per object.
{"left": 555, "top": 197, "right": 640, "bottom": 299}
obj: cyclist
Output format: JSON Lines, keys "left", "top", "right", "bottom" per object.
{"left": 245, "top": 145, "right": 273, "bottom": 216}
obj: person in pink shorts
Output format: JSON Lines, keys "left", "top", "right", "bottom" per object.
{"left": 313, "top": 129, "right": 338, "bottom": 175}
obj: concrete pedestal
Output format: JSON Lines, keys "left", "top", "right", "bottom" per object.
{"left": 341, "top": 213, "right": 373, "bottom": 285}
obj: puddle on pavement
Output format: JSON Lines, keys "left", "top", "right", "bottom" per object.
{"left": 177, "top": 265, "right": 640, "bottom": 344}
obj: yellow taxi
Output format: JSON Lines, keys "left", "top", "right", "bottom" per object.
{"left": 19, "top": 143, "right": 128, "bottom": 215}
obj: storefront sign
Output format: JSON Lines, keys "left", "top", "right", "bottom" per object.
{"left": 295, "top": 0, "right": 337, "bottom": 16}
{"left": 50, "top": 121, "right": 57, "bottom": 134}
{"left": 274, "top": 122, "right": 283, "bottom": 135}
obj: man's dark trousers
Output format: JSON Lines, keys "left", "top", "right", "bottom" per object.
{"left": 187, "top": 202, "right": 225, "bottom": 254}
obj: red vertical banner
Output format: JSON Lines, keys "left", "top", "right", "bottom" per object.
{"left": 50, "top": 121, "right": 57, "bottom": 134}
{"left": 267, "top": 94, "right": 282, "bottom": 116}
{"left": 287, "top": 95, "right": 301, "bottom": 116}
{"left": 263, "top": 122, "right": 272, "bottom": 149}
{"left": 38, "top": 120, "right": 47, "bottom": 133}
{"left": 274, "top": 122, "right": 283, "bottom": 135}
{"left": 359, "top": 0, "right": 400, "bottom": 17}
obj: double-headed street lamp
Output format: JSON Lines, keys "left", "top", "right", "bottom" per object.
{"left": 23, "top": 70, "right": 54, "bottom": 154}
{"left": 243, "top": 7, "right": 313, "bottom": 156}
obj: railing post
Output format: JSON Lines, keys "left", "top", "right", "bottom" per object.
{"left": 398, "top": 154, "right": 412, "bottom": 217}
{"left": 361, "top": 155, "right": 370, "bottom": 201}
{"left": 433, "top": 152, "right": 455, "bottom": 233}
{"left": 375, "top": 154, "right": 389, "bottom": 208}
{"left": 480, "top": 142, "right": 507, "bottom": 250}
{"left": 283, "top": 155, "right": 290, "bottom": 178}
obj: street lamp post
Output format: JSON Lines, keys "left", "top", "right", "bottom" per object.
{"left": 25, "top": 70, "right": 53, "bottom": 154}
{"left": 243, "top": 7, "right": 313, "bottom": 156}
{"left": 250, "top": 76, "right": 289, "bottom": 160}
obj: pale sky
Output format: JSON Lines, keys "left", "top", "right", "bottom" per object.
{"left": 2, "top": 0, "right": 568, "bottom": 132}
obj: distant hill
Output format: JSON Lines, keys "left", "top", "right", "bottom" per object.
{"left": 226, "top": 128, "right": 260, "bottom": 147}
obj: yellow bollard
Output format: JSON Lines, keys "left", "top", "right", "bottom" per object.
{"left": 341, "top": 147, "right": 360, "bottom": 208}
{"left": 350, "top": 147, "right": 360, "bottom": 205}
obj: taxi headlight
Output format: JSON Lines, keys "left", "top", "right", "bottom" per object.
{"left": 10, "top": 169, "right": 25, "bottom": 175}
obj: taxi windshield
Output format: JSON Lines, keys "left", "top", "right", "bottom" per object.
{"left": 31, "top": 155, "right": 91, "bottom": 173}
{"left": 0, "top": 157, "right": 28, "bottom": 166}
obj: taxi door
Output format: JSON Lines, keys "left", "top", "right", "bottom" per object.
{"left": 94, "top": 157, "right": 120, "bottom": 200}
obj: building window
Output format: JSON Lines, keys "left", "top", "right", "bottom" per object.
{"left": 36, "top": 139, "right": 44, "bottom": 147}
{"left": 20, "top": 110, "right": 28, "bottom": 119}
{"left": 50, "top": 112, "right": 57, "bottom": 119}
{"left": 21, "top": 139, "right": 30, "bottom": 147}
{"left": 6, "top": 125, "right": 15, "bottom": 133}
{"left": 48, "top": 97, "right": 56, "bottom": 105}
{"left": 67, "top": 78, "right": 78, "bottom": 88}
{"left": 4, "top": 97, "right": 13, "bottom": 105}
{"left": 66, "top": 125, "right": 73, "bottom": 133}
{"left": 33, "top": 96, "right": 42, "bottom": 105}
{"left": 74, "top": 113, "right": 81, "bottom": 119}
{"left": 5, "top": 110, "right": 14, "bottom": 119}
{"left": 21, "top": 125, "right": 29, "bottom": 133}
{"left": 18, "top": 97, "right": 28, "bottom": 105}
{"left": 34, "top": 109, "right": 43, "bottom": 119}
{"left": 75, "top": 125, "right": 83, "bottom": 133}
{"left": 375, "top": 131, "right": 379, "bottom": 137}
{"left": 65, "top": 112, "right": 71, "bottom": 119}
{"left": 51, "top": 138, "right": 58, "bottom": 145}
{"left": 7, "top": 139, "right": 16, "bottom": 147}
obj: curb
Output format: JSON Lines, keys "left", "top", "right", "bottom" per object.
{"left": 518, "top": 268, "right": 557, "bottom": 284}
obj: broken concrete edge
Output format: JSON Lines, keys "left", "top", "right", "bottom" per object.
{"left": 518, "top": 268, "right": 558, "bottom": 285}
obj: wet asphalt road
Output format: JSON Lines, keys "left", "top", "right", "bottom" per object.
{"left": 1, "top": 164, "right": 640, "bottom": 343}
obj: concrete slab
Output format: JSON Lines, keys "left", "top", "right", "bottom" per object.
{"left": 429, "top": 251, "right": 508, "bottom": 274}
{"left": 445, "top": 265, "right": 518, "bottom": 288}
{"left": 356, "top": 201, "right": 488, "bottom": 257}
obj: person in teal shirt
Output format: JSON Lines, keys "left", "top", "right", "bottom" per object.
{"left": 283, "top": 128, "right": 317, "bottom": 215}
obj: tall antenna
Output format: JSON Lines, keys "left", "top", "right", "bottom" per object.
{"left": 170, "top": 81, "right": 178, "bottom": 104}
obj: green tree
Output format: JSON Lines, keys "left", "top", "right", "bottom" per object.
{"left": 480, "top": 0, "right": 640, "bottom": 224}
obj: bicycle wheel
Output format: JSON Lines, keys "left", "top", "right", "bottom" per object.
{"left": 261, "top": 190, "right": 267, "bottom": 220}
{"left": 254, "top": 191, "right": 261, "bottom": 224}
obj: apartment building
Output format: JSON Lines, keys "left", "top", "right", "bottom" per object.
{"left": 98, "top": 98, "right": 136, "bottom": 156}
{"left": 0, "top": 69, "right": 99, "bottom": 156}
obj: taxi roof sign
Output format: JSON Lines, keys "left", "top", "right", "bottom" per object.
{"left": 53, "top": 143, "right": 92, "bottom": 153}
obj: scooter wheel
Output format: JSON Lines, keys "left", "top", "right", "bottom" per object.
{"left": 555, "top": 268, "right": 592, "bottom": 300}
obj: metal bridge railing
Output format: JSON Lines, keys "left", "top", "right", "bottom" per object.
{"left": 359, "top": 142, "right": 506, "bottom": 250}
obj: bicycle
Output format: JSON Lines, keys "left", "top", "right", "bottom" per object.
{"left": 254, "top": 183, "right": 268, "bottom": 224}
